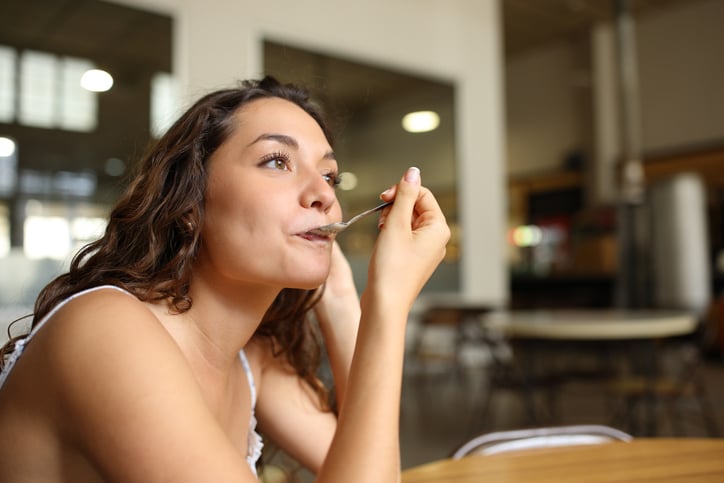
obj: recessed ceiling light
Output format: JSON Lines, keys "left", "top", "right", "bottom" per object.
{"left": 0, "top": 136, "right": 16, "bottom": 157}
{"left": 80, "top": 69, "right": 114, "bottom": 92}
{"left": 401, "top": 110, "right": 440, "bottom": 133}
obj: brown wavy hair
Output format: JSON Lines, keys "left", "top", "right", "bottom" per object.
{"left": 1, "top": 76, "right": 333, "bottom": 408}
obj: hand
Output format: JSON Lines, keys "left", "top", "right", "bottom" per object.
{"left": 364, "top": 167, "right": 450, "bottom": 313}
{"left": 314, "top": 241, "right": 361, "bottom": 329}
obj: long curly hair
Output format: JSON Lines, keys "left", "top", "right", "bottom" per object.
{"left": 1, "top": 76, "right": 333, "bottom": 408}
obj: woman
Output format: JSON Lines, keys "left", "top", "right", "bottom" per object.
{"left": 0, "top": 76, "right": 449, "bottom": 482}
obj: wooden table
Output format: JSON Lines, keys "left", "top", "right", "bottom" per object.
{"left": 401, "top": 438, "right": 724, "bottom": 482}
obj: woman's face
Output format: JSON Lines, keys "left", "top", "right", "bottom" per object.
{"left": 199, "top": 97, "right": 343, "bottom": 290}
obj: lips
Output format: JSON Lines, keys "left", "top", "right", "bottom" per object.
{"left": 298, "top": 229, "right": 333, "bottom": 242}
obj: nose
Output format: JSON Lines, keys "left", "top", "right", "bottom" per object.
{"left": 300, "top": 169, "right": 337, "bottom": 212}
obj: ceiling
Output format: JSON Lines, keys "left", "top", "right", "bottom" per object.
{"left": 0, "top": 0, "right": 172, "bottom": 74}
{"left": 0, "top": 0, "right": 705, "bottom": 204}
{"left": 2, "top": 0, "right": 703, "bottom": 58}
{"left": 502, "top": 0, "right": 699, "bottom": 56}
{"left": 0, "top": 0, "right": 700, "bottom": 106}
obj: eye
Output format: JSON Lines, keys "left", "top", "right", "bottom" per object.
{"left": 324, "top": 171, "right": 342, "bottom": 189}
{"left": 260, "top": 152, "right": 291, "bottom": 171}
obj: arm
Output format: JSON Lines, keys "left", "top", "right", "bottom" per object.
{"left": 257, "top": 167, "right": 448, "bottom": 481}
{"left": 317, "top": 167, "right": 450, "bottom": 482}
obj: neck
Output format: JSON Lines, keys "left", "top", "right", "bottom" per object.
{"left": 158, "top": 277, "right": 279, "bottom": 376}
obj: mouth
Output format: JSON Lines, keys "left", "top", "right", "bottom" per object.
{"left": 298, "top": 229, "right": 334, "bottom": 242}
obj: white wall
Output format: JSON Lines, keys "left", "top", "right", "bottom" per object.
{"left": 506, "top": 43, "right": 584, "bottom": 177}
{"left": 108, "top": 0, "right": 509, "bottom": 306}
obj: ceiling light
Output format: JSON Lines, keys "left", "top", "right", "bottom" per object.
{"left": 80, "top": 69, "right": 114, "bottom": 92}
{"left": 0, "top": 136, "right": 16, "bottom": 157}
{"left": 338, "top": 171, "right": 358, "bottom": 191}
{"left": 401, "top": 111, "right": 440, "bottom": 133}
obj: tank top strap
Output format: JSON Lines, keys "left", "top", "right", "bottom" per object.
{"left": 238, "top": 348, "right": 263, "bottom": 472}
{"left": 238, "top": 348, "right": 257, "bottom": 404}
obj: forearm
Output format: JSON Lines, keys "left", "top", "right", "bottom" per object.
{"left": 316, "top": 292, "right": 360, "bottom": 410}
{"left": 317, "top": 292, "right": 407, "bottom": 482}
{"left": 315, "top": 168, "right": 449, "bottom": 482}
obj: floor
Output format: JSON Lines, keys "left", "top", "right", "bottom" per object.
{"left": 399, "top": 348, "right": 724, "bottom": 470}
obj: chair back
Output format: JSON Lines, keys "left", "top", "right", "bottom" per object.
{"left": 451, "top": 424, "right": 632, "bottom": 459}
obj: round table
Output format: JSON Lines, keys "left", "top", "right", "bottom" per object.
{"left": 401, "top": 438, "right": 724, "bottom": 482}
{"left": 481, "top": 309, "right": 697, "bottom": 340}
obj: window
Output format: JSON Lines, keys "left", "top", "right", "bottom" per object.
{"left": 22, "top": 199, "right": 108, "bottom": 260}
{"left": 0, "top": 47, "right": 15, "bottom": 123}
{"left": 60, "top": 57, "right": 96, "bottom": 131}
{"left": 150, "top": 72, "right": 179, "bottom": 137}
{"left": 2, "top": 46, "right": 98, "bottom": 132}
{"left": 0, "top": 204, "right": 9, "bottom": 258}
{"left": 0, "top": 136, "right": 17, "bottom": 196}
{"left": 19, "top": 50, "right": 56, "bottom": 128}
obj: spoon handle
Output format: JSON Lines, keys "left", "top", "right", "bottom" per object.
{"left": 345, "top": 200, "right": 393, "bottom": 226}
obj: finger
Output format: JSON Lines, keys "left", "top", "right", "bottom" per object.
{"left": 379, "top": 185, "right": 397, "bottom": 202}
{"left": 377, "top": 184, "right": 397, "bottom": 229}
{"left": 410, "top": 186, "right": 446, "bottom": 226}
{"left": 384, "top": 167, "right": 421, "bottom": 228}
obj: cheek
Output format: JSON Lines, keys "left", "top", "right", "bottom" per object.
{"left": 332, "top": 200, "right": 343, "bottom": 219}
{"left": 204, "top": 170, "right": 254, "bottom": 222}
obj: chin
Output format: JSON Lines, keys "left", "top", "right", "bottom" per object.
{"left": 285, "top": 270, "right": 329, "bottom": 290}
{"left": 292, "top": 278, "right": 327, "bottom": 290}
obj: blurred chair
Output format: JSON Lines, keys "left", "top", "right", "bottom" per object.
{"left": 471, "top": 314, "right": 613, "bottom": 431}
{"left": 407, "top": 294, "right": 496, "bottom": 376}
{"left": 451, "top": 424, "right": 632, "bottom": 459}
{"left": 472, "top": 324, "right": 562, "bottom": 430}
{"left": 608, "top": 341, "right": 721, "bottom": 436}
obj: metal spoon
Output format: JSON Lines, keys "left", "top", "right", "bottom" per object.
{"left": 310, "top": 200, "right": 393, "bottom": 236}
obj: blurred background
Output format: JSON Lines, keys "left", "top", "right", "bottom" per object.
{"left": 1, "top": 0, "right": 723, "bottom": 475}
{"left": 2, "top": 0, "right": 723, "bottom": 324}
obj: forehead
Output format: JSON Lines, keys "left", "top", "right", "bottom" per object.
{"left": 232, "top": 97, "right": 329, "bottom": 145}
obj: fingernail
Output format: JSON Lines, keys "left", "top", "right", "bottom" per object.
{"left": 405, "top": 166, "right": 421, "bottom": 184}
{"left": 380, "top": 188, "right": 392, "bottom": 198}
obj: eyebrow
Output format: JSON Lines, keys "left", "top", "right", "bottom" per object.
{"left": 248, "top": 133, "right": 335, "bottom": 160}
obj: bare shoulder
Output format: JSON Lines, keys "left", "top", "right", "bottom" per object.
{"left": 28, "top": 287, "right": 191, "bottom": 425}
{"left": 40, "top": 287, "right": 172, "bottom": 359}
{"left": 35, "top": 287, "right": 180, "bottom": 391}
{"left": 16, "top": 288, "right": 254, "bottom": 481}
